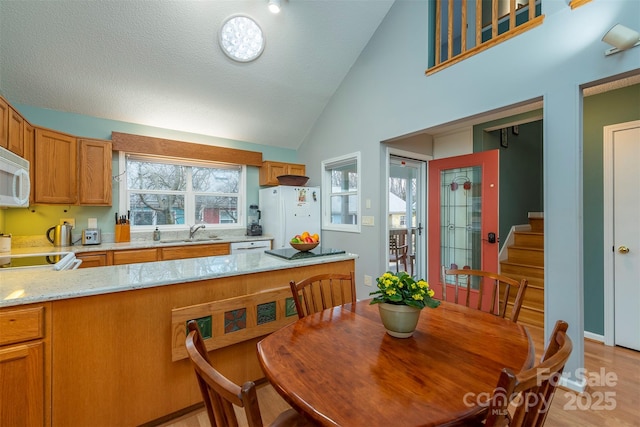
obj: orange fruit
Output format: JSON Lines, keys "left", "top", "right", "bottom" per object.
{"left": 311, "top": 233, "right": 319, "bottom": 242}
{"left": 301, "top": 231, "right": 310, "bottom": 239}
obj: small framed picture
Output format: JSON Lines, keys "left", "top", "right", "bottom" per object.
{"left": 512, "top": 125, "right": 519, "bottom": 135}
{"left": 500, "top": 128, "right": 508, "bottom": 148}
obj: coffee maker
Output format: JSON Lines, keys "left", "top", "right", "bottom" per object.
{"left": 246, "top": 204, "right": 262, "bottom": 236}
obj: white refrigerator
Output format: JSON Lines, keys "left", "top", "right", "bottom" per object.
{"left": 259, "top": 186, "right": 321, "bottom": 249}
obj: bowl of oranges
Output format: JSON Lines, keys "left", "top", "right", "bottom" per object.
{"left": 290, "top": 231, "right": 320, "bottom": 252}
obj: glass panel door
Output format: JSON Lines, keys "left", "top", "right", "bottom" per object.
{"left": 388, "top": 156, "right": 425, "bottom": 278}
{"left": 428, "top": 150, "right": 499, "bottom": 302}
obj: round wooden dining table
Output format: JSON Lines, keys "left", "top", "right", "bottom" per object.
{"left": 257, "top": 299, "right": 534, "bottom": 427}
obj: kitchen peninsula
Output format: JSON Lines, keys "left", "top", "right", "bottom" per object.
{"left": 0, "top": 249, "right": 357, "bottom": 427}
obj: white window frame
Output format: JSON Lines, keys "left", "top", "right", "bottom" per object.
{"left": 321, "top": 152, "right": 361, "bottom": 233}
{"left": 118, "top": 152, "right": 247, "bottom": 232}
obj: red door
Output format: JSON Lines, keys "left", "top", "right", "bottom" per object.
{"left": 428, "top": 150, "right": 499, "bottom": 308}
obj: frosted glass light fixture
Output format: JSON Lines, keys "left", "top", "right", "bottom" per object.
{"left": 268, "top": 0, "right": 281, "bottom": 14}
{"left": 602, "top": 24, "right": 640, "bottom": 56}
{"left": 219, "top": 15, "right": 265, "bottom": 62}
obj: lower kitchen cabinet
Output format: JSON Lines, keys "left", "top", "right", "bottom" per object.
{"left": 76, "top": 251, "right": 109, "bottom": 268}
{"left": 0, "top": 304, "right": 51, "bottom": 427}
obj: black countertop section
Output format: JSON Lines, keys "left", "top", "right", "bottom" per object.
{"left": 265, "top": 247, "right": 346, "bottom": 261}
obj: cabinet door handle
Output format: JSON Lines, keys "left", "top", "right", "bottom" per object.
{"left": 618, "top": 245, "right": 630, "bottom": 254}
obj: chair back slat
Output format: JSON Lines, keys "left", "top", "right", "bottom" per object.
{"left": 290, "top": 272, "right": 356, "bottom": 319}
{"left": 484, "top": 320, "right": 573, "bottom": 427}
{"left": 442, "top": 268, "right": 528, "bottom": 322}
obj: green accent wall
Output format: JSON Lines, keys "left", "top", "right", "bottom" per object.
{"left": 583, "top": 83, "right": 640, "bottom": 335}
{"left": 473, "top": 110, "right": 544, "bottom": 250}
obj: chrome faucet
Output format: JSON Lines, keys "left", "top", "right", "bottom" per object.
{"left": 189, "top": 224, "right": 206, "bottom": 239}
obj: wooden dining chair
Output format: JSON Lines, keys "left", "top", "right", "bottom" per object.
{"left": 389, "top": 236, "right": 408, "bottom": 273}
{"left": 185, "top": 320, "right": 312, "bottom": 427}
{"left": 441, "top": 267, "right": 528, "bottom": 322}
{"left": 481, "top": 320, "right": 573, "bottom": 427}
{"left": 289, "top": 271, "right": 356, "bottom": 319}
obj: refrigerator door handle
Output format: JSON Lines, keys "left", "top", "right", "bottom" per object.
{"left": 280, "top": 199, "right": 287, "bottom": 248}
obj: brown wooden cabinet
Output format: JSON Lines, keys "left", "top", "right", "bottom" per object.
{"left": 8, "top": 106, "right": 24, "bottom": 156}
{"left": 78, "top": 139, "right": 112, "bottom": 205}
{"left": 23, "top": 121, "right": 36, "bottom": 204}
{"left": 0, "top": 96, "right": 8, "bottom": 149}
{"left": 34, "top": 128, "right": 77, "bottom": 204}
{"left": 259, "top": 161, "right": 306, "bottom": 186}
{"left": 33, "top": 129, "right": 112, "bottom": 205}
{"left": 112, "top": 248, "right": 158, "bottom": 265}
{"left": 160, "top": 242, "right": 230, "bottom": 260}
{"left": 76, "top": 251, "right": 109, "bottom": 268}
{"left": 0, "top": 304, "right": 51, "bottom": 427}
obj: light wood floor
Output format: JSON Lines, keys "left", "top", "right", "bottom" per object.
{"left": 161, "top": 324, "right": 640, "bottom": 427}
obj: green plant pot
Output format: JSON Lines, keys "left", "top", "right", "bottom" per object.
{"left": 378, "top": 303, "right": 422, "bottom": 338}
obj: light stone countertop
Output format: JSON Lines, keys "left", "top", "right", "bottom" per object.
{"left": 0, "top": 251, "right": 358, "bottom": 308}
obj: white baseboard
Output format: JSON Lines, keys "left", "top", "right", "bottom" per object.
{"left": 560, "top": 375, "right": 587, "bottom": 393}
{"left": 584, "top": 331, "right": 605, "bottom": 342}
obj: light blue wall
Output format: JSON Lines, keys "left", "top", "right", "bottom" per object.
{"left": 3, "top": 105, "right": 298, "bottom": 237}
{"left": 298, "top": 0, "right": 640, "bottom": 388}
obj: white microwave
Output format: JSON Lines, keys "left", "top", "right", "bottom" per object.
{"left": 0, "top": 146, "right": 30, "bottom": 208}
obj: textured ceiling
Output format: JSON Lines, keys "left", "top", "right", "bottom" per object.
{"left": 0, "top": 1, "right": 394, "bottom": 150}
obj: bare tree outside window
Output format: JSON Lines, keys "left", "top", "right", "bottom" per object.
{"left": 126, "top": 156, "right": 242, "bottom": 227}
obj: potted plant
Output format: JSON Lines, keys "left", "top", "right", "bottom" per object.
{"left": 370, "top": 271, "right": 440, "bottom": 338}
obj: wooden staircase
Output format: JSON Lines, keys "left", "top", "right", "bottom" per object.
{"left": 500, "top": 216, "right": 544, "bottom": 327}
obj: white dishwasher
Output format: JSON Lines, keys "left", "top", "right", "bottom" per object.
{"left": 230, "top": 240, "right": 271, "bottom": 254}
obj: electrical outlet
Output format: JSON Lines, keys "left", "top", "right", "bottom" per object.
{"left": 362, "top": 216, "right": 374, "bottom": 226}
{"left": 364, "top": 275, "right": 372, "bottom": 287}
{"left": 60, "top": 218, "right": 75, "bottom": 228}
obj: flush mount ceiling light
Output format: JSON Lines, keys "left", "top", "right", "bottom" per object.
{"left": 218, "top": 15, "right": 265, "bottom": 62}
{"left": 268, "top": 0, "right": 281, "bottom": 14}
{"left": 602, "top": 24, "right": 640, "bottom": 56}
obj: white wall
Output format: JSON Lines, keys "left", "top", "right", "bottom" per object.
{"left": 298, "top": 0, "right": 640, "bottom": 390}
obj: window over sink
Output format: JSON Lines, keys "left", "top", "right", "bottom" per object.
{"left": 119, "top": 154, "right": 246, "bottom": 230}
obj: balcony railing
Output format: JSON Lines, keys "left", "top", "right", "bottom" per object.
{"left": 427, "top": 0, "right": 545, "bottom": 75}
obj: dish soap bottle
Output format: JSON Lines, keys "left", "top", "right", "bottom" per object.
{"left": 153, "top": 227, "right": 161, "bottom": 241}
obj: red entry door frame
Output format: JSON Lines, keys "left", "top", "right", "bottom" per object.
{"left": 428, "top": 150, "right": 500, "bottom": 303}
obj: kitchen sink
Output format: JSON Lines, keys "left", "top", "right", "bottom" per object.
{"left": 159, "top": 237, "right": 222, "bottom": 244}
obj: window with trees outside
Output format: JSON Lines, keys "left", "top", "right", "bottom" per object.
{"left": 122, "top": 154, "right": 245, "bottom": 229}
{"left": 322, "top": 152, "right": 361, "bottom": 232}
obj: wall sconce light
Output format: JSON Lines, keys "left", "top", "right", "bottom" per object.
{"left": 602, "top": 24, "right": 640, "bottom": 56}
{"left": 268, "top": 0, "right": 281, "bottom": 14}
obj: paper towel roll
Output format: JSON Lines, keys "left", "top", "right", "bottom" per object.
{"left": 0, "top": 235, "right": 11, "bottom": 254}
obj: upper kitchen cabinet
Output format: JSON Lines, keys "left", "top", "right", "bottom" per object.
{"left": 34, "top": 128, "right": 78, "bottom": 204}
{"left": 33, "top": 130, "right": 113, "bottom": 206}
{"left": 23, "top": 121, "right": 35, "bottom": 204}
{"left": 0, "top": 97, "right": 8, "bottom": 149}
{"left": 259, "top": 161, "right": 306, "bottom": 186}
{"left": 8, "top": 106, "right": 25, "bottom": 156}
{"left": 78, "top": 139, "right": 112, "bottom": 205}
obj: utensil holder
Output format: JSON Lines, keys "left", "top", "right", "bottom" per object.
{"left": 115, "top": 224, "right": 130, "bottom": 243}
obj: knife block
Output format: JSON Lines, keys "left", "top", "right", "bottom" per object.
{"left": 115, "top": 224, "right": 130, "bottom": 243}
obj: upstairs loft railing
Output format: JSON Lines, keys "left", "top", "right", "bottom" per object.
{"left": 427, "top": 0, "right": 545, "bottom": 75}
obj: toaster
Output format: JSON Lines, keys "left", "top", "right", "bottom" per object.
{"left": 82, "top": 228, "right": 101, "bottom": 245}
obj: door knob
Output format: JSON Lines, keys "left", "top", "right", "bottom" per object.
{"left": 618, "top": 245, "right": 630, "bottom": 254}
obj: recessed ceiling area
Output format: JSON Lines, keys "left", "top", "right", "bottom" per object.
{"left": 0, "top": 1, "right": 394, "bottom": 150}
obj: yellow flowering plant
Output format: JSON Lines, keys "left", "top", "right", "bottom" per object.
{"left": 369, "top": 271, "right": 440, "bottom": 309}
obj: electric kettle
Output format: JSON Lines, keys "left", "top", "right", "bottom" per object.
{"left": 47, "top": 223, "right": 73, "bottom": 247}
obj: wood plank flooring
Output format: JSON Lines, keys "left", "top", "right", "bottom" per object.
{"left": 160, "top": 325, "right": 640, "bottom": 427}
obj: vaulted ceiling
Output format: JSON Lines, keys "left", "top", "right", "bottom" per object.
{"left": 0, "top": 1, "right": 394, "bottom": 150}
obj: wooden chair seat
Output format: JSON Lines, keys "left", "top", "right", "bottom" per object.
{"left": 289, "top": 272, "right": 356, "bottom": 319}
{"left": 185, "top": 320, "right": 314, "bottom": 427}
{"left": 441, "top": 267, "right": 528, "bottom": 322}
